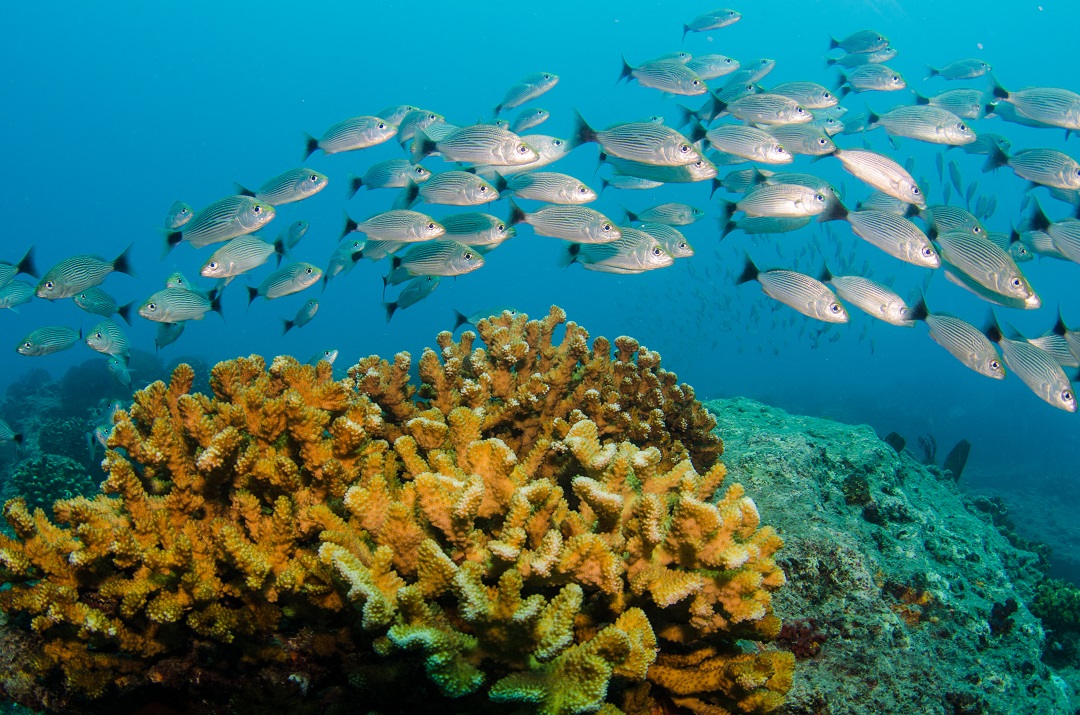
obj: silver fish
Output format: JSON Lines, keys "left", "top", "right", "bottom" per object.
{"left": 1027, "top": 331, "right": 1080, "bottom": 369}
{"left": 452, "top": 306, "right": 523, "bottom": 330}
{"left": 867, "top": 106, "right": 976, "bottom": 146}
{"left": 916, "top": 88, "right": 986, "bottom": 120}
{"left": 412, "top": 124, "right": 538, "bottom": 166}
{"left": 397, "top": 110, "right": 445, "bottom": 146}
{"left": 991, "top": 78, "right": 1080, "bottom": 134}
{"left": 705, "top": 125, "right": 793, "bottom": 163}
{"left": 1024, "top": 202, "right": 1080, "bottom": 265}
{"left": 164, "top": 195, "right": 275, "bottom": 252}
{"left": 154, "top": 321, "right": 185, "bottom": 351}
{"left": 140, "top": 288, "right": 222, "bottom": 322}
{"left": 307, "top": 349, "right": 338, "bottom": 366}
{"left": 247, "top": 263, "right": 322, "bottom": 304}
{"left": 927, "top": 58, "right": 991, "bottom": 80}
{"left": 473, "top": 134, "right": 573, "bottom": 177}
{"left": 278, "top": 220, "right": 310, "bottom": 251}
{"left": 820, "top": 204, "right": 939, "bottom": 267}
{"left": 347, "top": 160, "right": 431, "bottom": 199}
{"left": 400, "top": 172, "right": 499, "bottom": 207}
{"left": 601, "top": 175, "right": 664, "bottom": 191}
{"left": 440, "top": 212, "right": 516, "bottom": 247}
{"left": 573, "top": 112, "right": 702, "bottom": 167}
{"left": 984, "top": 147, "right": 1080, "bottom": 191}
{"left": 821, "top": 270, "right": 914, "bottom": 326}
{"left": 734, "top": 185, "right": 828, "bottom": 218}
{"left": 0, "top": 281, "right": 34, "bottom": 311}
{"left": 683, "top": 8, "right": 741, "bottom": 39}
{"left": 16, "top": 326, "right": 81, "bottom": 356}
{"left": 987, "top": 323, "right": 1076, "bottom": 411}
{"left": 342, "top": 210, "right": 445, "bottom": 242}
{"left": 564, "top": 227, "right": 674, "bottom": 274}
{"left": 832, "top": 149, "right": 926, "bottom": 207}
{"left": 201, "top": 235, "right": 282, "bottom": 283}
{"left": 934, "top": 231, "right": 1039, "bottom": 308}
{"left": 376, "top": 105, "right": 419, "bottom": 125}
{"left": 495, "top": 72, "right": 559, "bottom": 115}
{"left": 686, "top": 54, "right": 740, "bottom": 80}
{"left": 106, "top": 356, "right": 132, "bottom": 387}
{"left": 508, "top": 200, "right": 621, "bottom": 243}
{"left": 501, "top": 172, "right": 596, "bottom": 204}
{"left": 624, "top": 202, "right": 705, "bottom": 225}
{"left": 737, "top": 258, "right": 848, "bottom": 323}
{"left": 909, "top": 300, "right": 1005, "bottom": 380}
{"left": 725, "top": 94, "right": 812, "bottom": 126}
{"left": 601, "top": 153, "right": 717, "bottom": 183}
{"left": 617, "top": 57, "right": 706, "bottom": 96}
{"left": 769, "top": 81, "right": 838, "bottom": 110}
{"left": 829, "top": 30, "right": 889, "bottom": 55}
{"left": 385, "top": 241, "right": 485, "bottom": 282}
{"left": 638, "top": 223, "right": 694, "bottom": 258}
{"left": 235, "top": 168, "right": 328, "bottom": 206}
{"left": 304, "top": 115, "right": 397, "bottom": 158}
{"left": 74, "top": 286, "right": 132, "bottom": 324}
{"left": 37, "top": 245, "right": 135, "bottom": 300}
{"left": 765, "top": 125, "right": 835, "bottom": 156}
{"left": 838, "top": 65, "right": 906, "bottom": 96}
{"left": 0, "top": 248, "right": 37, "bottom": 291}
{"left": 164, "top": 201, "right": 193, "bottom": 230}
{"left": 384, "top": 276, "right": 441, "bottom": 322}
{"left": 959, "top": 133, "right": 1011, "bottom": 156}
{"left": 720, "top": 216, "right": 811, "bottom": 238}
{"left": 826, "top": 47, "right": 898, "bottom": 68}
{"left": 719, "top": 58, "right": 776, "bottom": 89}
{"left": 510, "top": 108, "right": 550, "bottom": 134}
{"left": 86, "top": 319, "right": 129, "bottom": 358}
{"left": 282, "top": 299, "right": 319, "bottom": 334}
{"left": 922, "top": 205, "right": 986, "bottom": 238}
{"left": 324, "top": 239, "right": 366, "bottom": 286}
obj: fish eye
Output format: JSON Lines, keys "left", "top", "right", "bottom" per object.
{"left": 1064, "top": 390, "right": 1074, "bottom": 402}
{"left": 912, "top": 187, "right": 921, "bottom": 195}
{"left": 892, "top": 76, "right": 900, "bottom": 82}
{"left": 796, "top": 107, "right": 805, "bottom": 114}
{"left": 148, "top": 303, "right": 156, "bottom": 310}
{"left": 818, "top": 138, "right": 828, "bottom": 145}
{"left": 652, "top": 247, "right": 663, "bottom": 256}
{"left": 679, "top": 144, "right": 691, "bottom": 153}
{"left": 553, "top": 139, "right": 564, "bottom": 146}
{"left": 44, "top": 281, "right": 53, "bottom": 289}
{"left": 921, "top": 246, "right": 934, "bottom": 257}
{"left": 823, "top": 92, "right": 832, "bottom": 99}
{"left": 253, "top": 205, "right": 262, "bottom": 214}
{"left": 578, "top": 186, "right": 587, "bottom": 193}
{"left": 497, "top": 223, "right": 506, "bottom": 231}
{"left": 23, "top": 341, "right": 30, "bottom": 348}
{"left": 990, "top": 360, "right": 1001, "bottom": 370}
{"left": 878, "top": 36, "right": 885, "bottom": 41}
{"left": 1011, "top": 277, "right": 1022, "bottom": 287}
{"left": 310, "top": 174, "right": 320, "bottom": 182}
{"left": 479, "top": 185, "right": 488, "bottom": 192}
{"left": 464, "top": 251, "right": 475, "bottom": 260}
{"left": 305, "top": 267, "right": 313, "bottom": 274}
{"left": 777, "top": 147, "right": 787, "bottom": 154}
{"left": 427, "top": 222, "right": 436, "bottom": 229}
{"left": 427, "top": 114, "right": 437, "bottom": 120}
{"left": 95, "top": 332, "right": 102, "bottom": 339}
{"left": 830, "top": 303, "right": 842, "bottom": 313}
{"left": 602, "top": 223, "right": 612, "bottom": 231}
{"left": 692, "top": 80, "right": 701, "bottom": 86}
{"left": 517, "top": 144, "right": 529, "bottom": 153}
{"left": 543, "top": 74, "right": 551, "bottom": 79}
{"left": 378, "top": 123, "right": 387, "bottom": 129}
{"left": 415, "top": 167, "right": 424, "bottom": 174}
{"left": 958, "top": 124, "right": 967, "bottom": 132}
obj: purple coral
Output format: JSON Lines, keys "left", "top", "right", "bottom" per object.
{"left": 777, "top": 617, "right": 827, "bottom": 659}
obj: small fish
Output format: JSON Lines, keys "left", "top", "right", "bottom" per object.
{"left": 601, "top": 175, "right": 664, "bottom": 192}
{"left": 867, "top": 106, "right": 976, "bottom": 146}
{"left": 140, "top": 288, "right": 223, "bottom": 322}
{"left": 303, "top": 115, "right": 398, "bottom": 159}
{"left": 440, "top": 212, "right": 517, "bottom": 247}
{"left": 277, "top": 220, "right": 309, "bottom": 253}
{"left": 638, "top": 223, "right": 694, "bottom": 258}
{"left": 838, "top": 65, "right": 906, "bottom": 96}
{"left": 0, "top": 280, "right": 34, "bottom": 311}
{"left": 474, "top": 134, "right": 572, "bottom": 177}
{"left": 282, "top": 299, "right": 319, "bottom": 334}
{"left": 600, "top": 153, "right": 717, "bottom": 183}
{"left": 0, "top": 248, "right": 37, "bottom": 291}
{"left": 820, "top": 203, "right": 939, "bottom": 267}
{"left": 563, "top": 227, "right": 674, "bottom": 274}
{"left": 396, "top": 109, "right": 446, "bottom": 146}
{"left": 307, "top": 349, "right": 338, "bottom": 366}
{"left": 572, "top": 112, "right": 702, "bottom": 167}
{"left": 826, "top": 47, "right": 898, "bottom": 68}
{"left": 324, "top": 239, "right": 366, "bottom": 288}
{"left": 731, "top": 185, "right": 829, "bottom": 219}
{"left": 624, "top": 202, "right": 705, "bottom": 225}
{"left": 341, "top": 210, "right": 445, "bottom": 242}
{"left": 983, "top": 147, "right": 1080, "bottom": 191}
{"left": 384, "top": 241, "right": 485, "bottom": 284}
{"left": 510, "top": 107, "right": 550, "bottom": 134}
{"left": 986, "top": 321, "right": 1076, "bottom": 411}
{"left": 831, "top": 149, "right": 926, "bottom": 207}
{"left": 384, "top": 276, "right": 441, "bottom": 322}
{"left": 501, "top": 172, "right": 596, "bottom": 204}
{"left": 36, "top": 245, "right": 135, "bottom": 300}
{"left": 0, "top": 418, "right": 23, "bottom": 446}
{"left": 617, "top": 57, "right": 706, "bottom": 96}
{"left": 934, "top": 231, "right": 1040, "bottom": 308}
{"left": 452, "top": 306, "right": 522, "bottom": 330}
{"left": 86, "top": 319, "right": 130, "bottom": 358}
{"left": 154, "top": 322, "right": 185, "bottom": 351}
{"left": 770, "top": 81, "right": 838, "bottom": 110}
{"left": 495, "top": 72, "right": 559, "bottom": 115}
{"left": 704, "top": 124, "right": 793, "bottom": 164}
{"left": 399, "top": 172, "right": 499, "bottom": 207}
{"left": 829, "top": 30, "right": 889, "bottom": 55}
{"left": 235, "top": 168, "right": 328, "bottom": 206}
{"left": 719, "top": 93, "right": 812, "bottom": 126}
{"left": 376, "top": 105, "right": 419, "bottom": 125}
{"left": 16, "top": 326, "right": 81, "bottom": 356}
{"left": 508, "top": 200, "right": 621, "bottom": 243}
{"left": 165, "top": 271, "right": 203, "bottom": 293}
{"left": 686, "top": 54, "right": 740, "bottom": 80}
{"left": 907, "top": 299, "right": 1006, "bottom": 380}
{"left": 916, "top": 88, "right": 985, "bottom": 119}
{"left": 683, "top": 8, "right": 741, "bottom": 39}
{"left": 990, "top": 77, "right": 1080, "bottom": 135}
{"left": 201, "top": 235, "right": 283, "bottom": 283}
{"left": 719, "top": 58, "right": 777, "bottom": 89}
{"left": 766, "top": 125, "right": 835, "bottom": 156}
{"left": 347, "top": 160, "right": 431, "bottom": 198}
{"left": 922, "top": 205, "right": 986, "bottom": 238}
{"left": 927, "top": 58, "right": 992, "bottom": 80}
{"left": 412, "top": 124, "right": 538, "bottom": 166}
{"left": 821, "top": 268, "right": 914, "bottom": 326}
{"left": 247, "top": 263, "right": 323, "bottom": 305}
{"left": 164, "top": 196, "right": 275, "bottom": 253}
{"left": 720, "top": 216, "right": 811, "bottom": 238}
{"left": 958, "top": 133, "right": 1011, "bottom": 156}
{"left": 106, "top": 356, "right": 132, "bottom": 387}
{"left": 737, "top": 257, "right": 848, "bottom": 323}
{"left": 165, "top": 201, "right": 193, "bottom": 230}
{"left": 73, "top": 286, "right": 133, "bottom": 324}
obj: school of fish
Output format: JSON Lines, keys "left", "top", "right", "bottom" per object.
{"left": 4, "top": 7, "right": 1080, "bottom": 415}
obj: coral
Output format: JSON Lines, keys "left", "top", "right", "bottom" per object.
{"left": 1031, "top": 578, "right": 1080, "bottom": 634}
{"left": 776, "top": 618, "right": 826, "bottom": 660}
{"left": 988, "top": 598, "right": 1018, "bottom": 637}
{"left": 0, "top": 308, "right": 788, "bottom": 714}
{"left": 36, "top": 417, "right": 97, "bottom": 469}
{"left": 3, "top": 454, "right": 99, "bottom": 515}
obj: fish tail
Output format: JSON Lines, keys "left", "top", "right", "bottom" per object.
{"left": 383, "top": 302, "right": 398, "bottom": 323}
{"left": 718, "top": 218, "right": 737, "bottom": 240}
{"left": 622, "top": 206, "right": 638, "bottom": 223}
{"left": 12, "top": 432, "right": 23, "bottom": 445}
{"left": 452, "top": 309, "right": 469, "bottom": 330}
{"left": 399, "top": 181, "right": 420, "bottom": 208}
{"left": 246, "top": 285, "right": 258, "bottom": 310}
{"left": 346, "top": 173, "right": 363, "bottom": 200}
{"left": 702, "top": 94, "right": 725, "bottom": 123}
{"left": 321, "top": 274, "right": 330, "bottom": 292}
{"left": 1028, "top": 200, "right": 1051, "bottom": 233}
{"left": 491, "top": 172, "right": 508, "bottom": 195}
{"left": 981, "top": 144, "right": 1010, "bottom": 173}
{"left": 735, "top": 254, "right": 760, "bottom": 285}
{"left": 558, "top": 243, "right": 581, "bottom": 268}
{"left": 828, "top": 36, "right": 840, "bottom": 51}
{"left": 1052, "top": 308, "right": 1070, "bottom": 337}
{"left": 913, "top": 91, "right": 930, "bottom": 105}
{"left": 865, "top": 108, "right": 881, "bottom": 128}
{"left": 824, "top": 57, "right": 837, "bottom": 69}
{"left": 818, "top": 265, "right": 834, "bottom": 283}
{"left": 209, "top": 288, "right": 225, "bottom": 320}
{"left": 282, "top": 318, "right": 294, "bottom": 335}
{"left": 709, "top": 177, "right": 723, "bottom": 198}
{"left": 16, "top": 246, "right": 38, "bottom": 278}
{"left": 507, "top": 198, "right": 527, "bottom": 226}
{"left": 116, "top": 301, "right": 134, "bottom": 326}
{"left": 675, "top": 104, "right": 695, "bottom": 128}
{"left": 818, "top": 200, "right": 849, "bottom": 223}
{"left": 302, "top": 132, "right": 319, "bottom": 161}
{"left": 981, "top": 311, "right": 1004, "bottom": 344}
{"left": 682, "top": 24, "right": 690, "bottom": 42}
{"left": 410, "top": 129, "right": 437, "bottom": 163}
{"left": 989, "top": 73, "right": 1009, "bottom": 100}
{"left": 340, "top": 212, "right": 360, "bottom": 241}
{"left": 571, "top": 109, "right": 598, "bottom": 147}
{"left": 685, "top": 119, "right": 707, "bottom": 144}
{"left": 234, "top": 182, "right": 255, "bottom": 198}
{"left": 113, "top": 243, "right": 136, "bottom": 277}
{"left": 599, "top": 177, "right": 610, "bottom": 195}
{"left": 909, "top": 294, "right": 929, "bottom": 322}
{"left": 273, "top": 236, "right": 288, "bottom": 260}
{"left": 717, "top": 199, "right": 736, "bottom": 223}
{"left": 161, "top": 229, "right": 183, "bottom": 258}
{"left": 616, "top": 55, "right": 634, "bottom": 86}
{"left": 925, "top": 65, "right": 939, "bottom": 81}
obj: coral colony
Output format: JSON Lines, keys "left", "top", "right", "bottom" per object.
{"left": 0, "top": 307, "right": 791, "bottom": 714}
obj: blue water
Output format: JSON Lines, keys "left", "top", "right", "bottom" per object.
{"left": 1, "top": 1, "right": 1077, "bottom": 494}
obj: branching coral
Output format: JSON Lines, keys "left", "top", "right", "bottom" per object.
{"left": 0, "top": 307, "right": 788, "bottom": 715}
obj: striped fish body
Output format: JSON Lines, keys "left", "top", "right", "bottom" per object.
{"left": 720, "top": 58, "right": 776, "bottom": 88}
{"left": 756, "top": 270, "right": 848, "bottom": 323}
{"left": 737, "top": 184, "right": 827, "bottom": 218}
{"left": 1003, "top": 87, "right": 1080, "bottom": 131}
{"left": 725, "top": 216, "right": 811, "bottom": 236}
{"left": 687, "top": 54, "right": 740, "bottom": 80}
{"left": 171, "top": 195, "right": 275, "bottom": 249}
{"left": 1007, "top": 149, "right": 1080, "bottom": 191}
{"left": 510, "top": 108, "right": 550, "bottom": 134}
{"left": 74, "top": 286, "right": 122, "bottom": 317}
{"left": 441, "top": 213, "right": 516, "bottom": 246}
{"left": 923, "top": 314, "right": 1006, "bottom": 379}
{"left": 474, "top": 134, "right": 571, "bottom": 178}
{"left": 351, "top": 210, "right": 445, "bottom": 242}
{"left": 1027, "top": 334, "right": 1080, "bottom": 369}
{"left": 605, "top": 174, "right": 664, "bottom": 190}
{"left": 928, "top": 59, "right": 991, "bottom": 80}
{"left": 842, "top": 65, "right": 905, "bottom": 92}
{"left": 165, "top": 201, "right": 193, "bottom": 229}
{"left": 37, "top": 246, "right": 134, "bottom": 300}
{"left": 770, "top": 81, "right": 837, "bottom": 109}
{"left": 86, "top": 319, "right": 129, "bottom": 357}
{"left": 706, "top": 125, "right": 792, "bottom": 163}
{"left": 831, "top": 30, "right": 888, "bottom": 54}
{"left": 362, "top": 241, "right": 406, "bottom": 262}
{"left": 856, "top": 192, "right": 910, "bottom": 215}
{"left": 626, "top": 202, "right": 704, "bottom": 226}
{"left": 419, "top": 172, "right": 498, "bottom": 206}
{"left": 1044, "top": 219, "right": 1080, "bottom": 264}
{"left": 943, "top": 267, "right": 1036, "bottom": 310}
{"left": 1018, "top": 229, "right": 1067, "bottom": 259}
{"left": 685, "top": 9, "right": 741, "bottom": 33}
{"left": 385, "top": 276, "right": 441, "bottom": 320}
{"left": 505, "top": 173, "right": 596, "bottom": 204}
{"left": 279, "top": 220, "right": 309, "bottom": 250}
{"left": 934, "top": 231, "right": 1038, "bottom": 305}
{"left": 826, "top": 275, "right": 913, "bottom": 326}
{"left": 923, "top": 205, "right": 986, "bottom": 236}
{"left": 923, "top": 89, "right": 985, "bottom": 119}
{"left": 833, "top": 149, "right": 925, "bottom": 207}
{"left": 845, "top": 210, "right": 939, "bottom": 267}
{"left": 727, "top": 93, "right": 811, "bottom": 125}
{"left": 594, "top": 122, "right": 702, "bottom": 167}
{"left": 16, "top": 326, "right": 80, "bottom": 356}
{"left": 515, "top": 204, "right": 621, "bottom": 243}
{"left": 326, "top": 240, "right": 366, "bottom": 283}
{"left": 827, "top": 47, "right": 896, "bottom": 68}
{"left": 243, "top": 168, "right": 328, "bottom": 206}
{"left": 0, "top": 281, "right": 34, "bottom": 310}
{"left": 571, "top": 227, "right": 673, "bottom": 273}
{"left": 354, "top": 160, "right": 431, "bottom": 192}
{"left": 391, "top": 241, "right": 485, "bottom": 280}
{"left": 765, "top": 125, "right": 834, "bottom": 156}
{"left": 140, "top": 288, "right": 218, "bottom": 322}
{"left": 996, "top": 336, "right": 1077, "bottom": 411}
{"left": 376, "top": 105, "right": 419, "bottom": 125}
{"left": 628, "top": 59, "right": 706, "bottom": 96}
{"left": 496, "top": 72, "right": 559, "bottom": 114}
{"left": 602, "top": 155, "right": 716, "bottom": 183}
{"left": 311, "top": 115, "right": 397, "bottom": 156}
{"left": 106, "top": 357, "right": 131, "bottom": 386}
{"left": 871, "top": 106, "right": 975, "bottom": 145}
{"left": 202, "top": 236, "right": 277, "bottom": 281}
{"left": 415, "top": 125, "right": 538, "bottom": 166}
{"left": 396, "top": 110, "right": 445, "bottom": 146}
{"left": 254, "top": 263, "right": 322, "bottom": 300}
{"left": 639, "top": 223, "right": 694, "bottom": 258}
{"left": 155, "top": 321, "right": 185, "bottom": 350}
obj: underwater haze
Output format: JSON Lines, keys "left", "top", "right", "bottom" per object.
{"left": 2, "top": 0, "right": 1079, "bottom": 541}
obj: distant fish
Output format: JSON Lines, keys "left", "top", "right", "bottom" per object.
{"left": 601, "top": 175, "right": 664, "bottom": 192}
{"left": 986, "top": 319, "right": 1077, "bottom": 412}
{"left": 495, "top": 72, "right": 559, "bottom": 115}
{"left": 926, "top": 58, "right": 992, "bottom": 80}
{"left": 347, "top": 160, "right": 431, "bottom": 199}
{"left": 736, "top": 256, "right": 848, "bottom": 323}
{"left": 617, "top": 57, "right": 706, "bottom": 96}
{"left": 247, "top": 263, "right": 322, "bottom": 305}
{"left": 908, "top": 299, "right": 1005, "bottom": 380}
{"left": 0, "top": 281, "right": 34, "bottom": 312}
{"left": 307, "top": 349, "right": 338, "bottom": 366}
{"left": 235, "top": 168, "right": 328, "bottom": 206}
{"left": 154, "top": 322, "right": 185, "bottom": 351}
{"left": 624, "top": 202, "right": 705, "bottom": 225}
{"left": 563, "top": 227, "right": 674, "bottom": 274}
{"left": 411, "top": 124, "right": 538, "bottom": 166}
{"left": 201, "top": 235, "right": 283, "bottom": 284}
{"left": 500, "top": 172, "right": 597, "bottom": 204}
{"left": 572, "top": 112, "right": 703, "bottom": 167}
{"left": 278, "top": 220, "right": 309, "bottom": 254}
{"left": 164, "top": 196, "right": 275, "bottom": 253}
{"left": 85, "top": 319, "right": 130, "bottom": 358}
{"left": 821, "top": 268, "right": 914, "bottom": 326}
{"left": 915, "top": 88, "right": 985, "bottom": 119}
{"left": 686, "top": 54, "right": 740, "bottom": 80}
{"left": 303, "top": 115, "right": 398, "bottom": 159}
{"left": 828, "top": 30, "right": 889, "bottom": 55}
{"left": 106, "top": 356, "right": 132, "bottom": 387}
{"left": 826, "top": 47, "right": 897, "bottom": 68}
{"left": 837, "top": 65, "right": 906, "bottom": 96}
{"left": 324, "top": 240, "right": 366, "bottom": 288}
{"left": 452, "top": 306, "right": 522, "bottom": 330}
{"left": 74, "top": 287, "right": 133, "bottom": 325}
{"left": 164, "top": 201, "right": 193, "bottom": 230}
{"left": 0, "top": 418, "right": 23, "bottom": 446}
{"left": 16, "top": 326, "right": 81, "bottom": 356}
{"left": 508, "top": 200, "right": 621, "bottom": 243}
{"left": 341, "top": 209, "right": 445, "bottom": 242}
{"left": 384, "top": 276, "right": 441, "bottom": 322}
{"left": 510, "top": 107, "right": 550, "bottom": 134}
{"left": 384, "top": 241, "right": 485, "bottom": 284}
{"left": 140, "top": 288, "right": 223, "bottom": 322}
{"left": 440, "top": 212, "right": 517, "bottom": 247}
{"left": 36, "top": 245, "right": 135, "bottom": 300}
{"left": 0, "top": 247, "right": 37, "bottom": 290}
{"left": 282, "top": 299, "right": 319, "bottom": 334}
{"left": 682, "top": 8, "right": 741, "bottom": 40}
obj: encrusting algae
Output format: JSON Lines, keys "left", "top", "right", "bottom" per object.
{"left": 0, "top": 306, "right": 791, "bottom": 715}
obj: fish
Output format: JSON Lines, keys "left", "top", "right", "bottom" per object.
{"left": 247, "top": 263, "right": 323, "bottom": 305}
{"left": 508, "top": 200, "right": 621, "bottom": 243}
{"left": 831, "top": 149, "right": 926, "bottom": 207}
{"left": 1025, "top": 201, "right": 1080, "bottom": 265}
{"left": 164, "top": 271, "right": 205, "bottom": 294}
{"left": 933, "top": 231, "right": 1039, "bottom": 308}
{"left": 164, "top": 196, "right": 275, "bottom": 253}
{"left": 440, "top": 212, "right": 517, "bottom": 247}
{"left": 303, "top": 115, "right": 398, "bottom": 159}
{"left": 908, "top": 299, "right": 1005, "bottom": 380}
{"left": 720, "top": 216, "right": 812, "bottom": 238}
{"left": 686, "top": 54, "right": 740, "bottom": 80}
{"left": 991, "top": 77, "right": 1080, "bottom": 135}
{"left": 16, "top": 326, "right": 81, "bottom": 356}
{"left": 277, "top": 220, "right": 310, "bottom": 252}
{"left": 638, "top": 223, "right": 694, "bottom": 258}
{"left": 412, "top": 124, "right": 538, "bottom": 166}
{"left": 600, "top": 153, "right": 717, "bottom": 183}
{"left": 985, "top": 320, "right": 1077, "bottom": 412}
{"left": 396, "top": 110, "right": 445, "bottom": 147}
{"left": 154, "top": 322, "right": 185, "bottom": 351}
{"left": 235, "top": 168, "right": 328, "bottom": 206}
{"left": 826, "top": 47, "right": 898, "bottom": 68}
{"left": 820, "top": 268, "right": 914, "bottom": 327}
{"left": 376, "top": 104, "right": 419, "bottom": 125}
{"left": 563, "top": 226, "right": 674, "bottom": 274}
{"left": 0, "top": 281, "right": 34, "bottom": 311}
{"left": 829, "top": 30, "right": 889, "bottom": 55}
{"left": 201, "top": 235, "right": 284, "bottom": 283}
{"left": 617, "top": 57, "right": 706, "bottom": 96}
{"left": 510, "top": 108, "right": 550, "bottom": 134}
{"left": 922, "top": 205, "right": 986, "bottom": 238}
{"left": 36, "top": 245, "right": 135, "bottom": 300}
{"left": 0, "top": 248, "right": 37, "bottom": 290}
{"left": 452, "top": 307, "right": 523, "bottom": 331}
{"left": 624, "top": 202, "right": 705, "bottom": 225}
{"left": 957, "top": 133, "right": 1011, "bottom": 156}
{"left": 866, "top": 106, "right": 976, "bottom": 146}
{"left": 106, "top": 356, "right": 132, "bottom": 387}
{"left": 600, "top": 175, "right": 664, "bottom": 192}
{"left": 324, "top": 239, "right": 366, "bottom": 288}
{"left": 0, "top": 418, "right": 22, "bottom": 446}
{"left": 346, "top": 160, "right": 431, "bottom": 198}
{"left": 765, "top": 125, "right": 836, "bottom": 156}
{"left": 837, "top": 65, "right": 906, "bottom": 96}
{"left": 384, "top": 241, "right": 485, "bottom": 284}
{"left": 495, "top": 72, "right": 559, "bottom": 115}
{"left": 86, "top": 319, "right": 130, "bottom": 358}
{"left": 473, "top": 134, "right": 573, "bottom": 177}
{"left": 983, "top": 147, "right": 1080, "bottom": 191}
{"left": 719, "top": 58, "right": 777, "bottom": 89}
{"left": 820, "top": 203, "right": 940, "bottom": 267}
{"left": 704, "top": 124, "right": 793, "bottom": 164}
{"left": 165, "top": 201, "right": 193, "bottom": 230}
{"left": 682, "top": 8, "right": 741, "bottom": 39}
{"left": 572, "top": 112, "right": 702, "bottom": 166}
{"left": 915, "top": 88, "right": 985, "bottom": 120}
{"left": 927, "top": 58, "right": 992, "bottom": 80}
{"left": 384, "top": 276, "right": 441, "bottom": 322}
{"left": 70, "top": 287, "right": 131, "bottom": 324}
{"left": 736, "top": 257, "right": 848, "bottom": 323}
{"left": 500, "top": 172, "right": 597, "bottom": 204}
{"left": 307, "top": 349, "right": 338, "bottom": 366}
{"left": 731, "top": 185, "right": 829, "bottom": 219}
{"left": 341, "top": 210, "right": 445, "bottom": 242}
{"left": 770, "top": 81, "right": 838, "bottom": 110}
{"left": 140, "top": 288, "right": 223, "bottom": 322}
{"left": 716, "top": 93, "right": 812, "bottom": 125}
{"left": 282, "top": 299, "right": 319, "bottom": 334}
{"left": 398, "top": 172, "right": 499, "bottom": 207}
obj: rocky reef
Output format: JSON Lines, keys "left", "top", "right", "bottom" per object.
{"left": 0, "top": 307, "right": 790, "bottom": 715}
